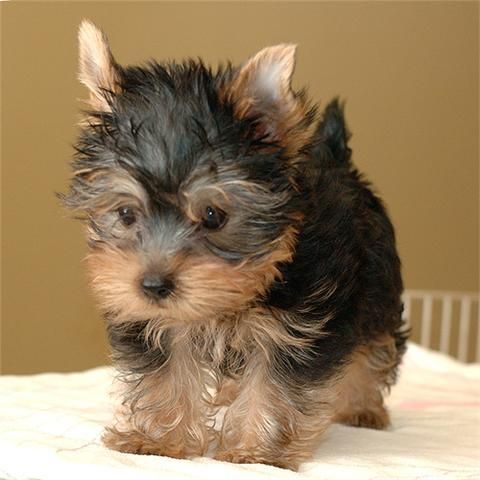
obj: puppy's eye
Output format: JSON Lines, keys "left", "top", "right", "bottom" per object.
{"left": 202, "top": 206, "right": 227, "bottom": 230}
{"left": 117, "top": 206, "right": 137, "bottom": 227}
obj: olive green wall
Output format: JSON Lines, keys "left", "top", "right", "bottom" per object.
{"left": 1, "top": 1, "right": 478, "bottom": 374}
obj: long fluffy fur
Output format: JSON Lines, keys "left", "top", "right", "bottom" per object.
{"left": 63, "top": 22, "right": 407, "bottom": 470}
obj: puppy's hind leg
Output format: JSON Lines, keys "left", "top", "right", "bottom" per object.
{"left": 333, "top": 335, "right": 400, "bottom": 430}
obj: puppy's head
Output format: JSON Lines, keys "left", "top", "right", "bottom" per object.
{"left": 63, "top": 20, "right": 317, "bottom": 325}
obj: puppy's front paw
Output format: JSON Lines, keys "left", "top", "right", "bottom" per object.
{"left": 215, "top": 449, "right": 300, "bottom": 470}
{"left": 102, "top": 427, "right": 188, "bottom": 459}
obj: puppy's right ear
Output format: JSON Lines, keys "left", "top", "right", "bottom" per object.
{"left": 78, "top": 20, "right": 120, "bottom": 111}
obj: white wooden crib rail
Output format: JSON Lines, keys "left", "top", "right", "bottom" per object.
{"left": 402, "top": 290, "right": 480, "bottom": 363}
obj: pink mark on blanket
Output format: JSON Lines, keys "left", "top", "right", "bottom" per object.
{"left": 398, "top": 400, "right": 480, "bottom": 409}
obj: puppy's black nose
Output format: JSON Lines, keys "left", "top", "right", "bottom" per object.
{"left": 141, "top": 275, "right": 174, "bottom": 300}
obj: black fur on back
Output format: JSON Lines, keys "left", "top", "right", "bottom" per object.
{"left": 266, "top": 99, "right": 406, "bottom": 382}
{"left": 66, "top": 60, "right": 406, "bottom": 386}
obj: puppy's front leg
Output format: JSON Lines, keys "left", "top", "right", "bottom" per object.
{"left": 216, "top": 352, "right": 335, "bottom": 470}
{"left": 103, "top": 333, "right": 209, "bottom": 459}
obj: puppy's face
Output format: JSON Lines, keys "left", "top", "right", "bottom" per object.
{"left": 65, "top": 21, "right": 316, "bottom": 324}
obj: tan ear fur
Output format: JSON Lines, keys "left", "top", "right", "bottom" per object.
{"left": 231, "top": 44, "right": 297, "bottom": 117}
{"left": 78, "top": 20, "right": 120, "bottom": 111}
{"left": 224, "top": 44, "right": 315, "bottom": 150}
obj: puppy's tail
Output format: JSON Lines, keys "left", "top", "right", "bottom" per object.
{"left": 313, "top": 98, "right": 352, "bottom": 167}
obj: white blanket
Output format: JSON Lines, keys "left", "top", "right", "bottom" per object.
{"left": 0, "top": 343, "right": 479, "bottom": 480}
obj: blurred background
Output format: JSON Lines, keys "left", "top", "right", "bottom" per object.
{"left": 1, "top": 2, "right": 478, "bottom": 374}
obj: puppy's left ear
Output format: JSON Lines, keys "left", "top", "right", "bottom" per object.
{"left": 78, "top": 20, "right": 121, "bottom": 111}
{"left": 226, "top": 44, "right": 314, "bottom": 150}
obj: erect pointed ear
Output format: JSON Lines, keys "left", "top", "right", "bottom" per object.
{"left": 225, "top": 44, "right": 313, "bottom": 148}
{"left": 315, "top": 98, "right": 352, "bottom": 166}
{"left": 78, "top": 20, "right": 120, "bottom": 111}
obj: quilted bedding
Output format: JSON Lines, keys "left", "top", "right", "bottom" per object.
{"left": 0, "top": 343, "right": 479, "bottom": 480}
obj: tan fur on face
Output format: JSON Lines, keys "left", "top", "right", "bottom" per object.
{"left": 86, "top": 247, "right": 153, "bottom": 321}
{"left": 87, "top": 225, "right": 298, "bottom": 325}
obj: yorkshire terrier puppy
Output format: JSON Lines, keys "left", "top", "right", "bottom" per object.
{"left": 63, "top": 20, "right": 407, "bottom": 470}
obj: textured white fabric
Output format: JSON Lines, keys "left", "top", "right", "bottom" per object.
{"left": 0, "top": 343, "right": 479, "bottom": 480}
